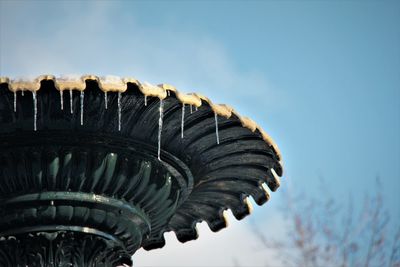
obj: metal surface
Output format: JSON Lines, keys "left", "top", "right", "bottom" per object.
{"left": 0, "top": 77, "right": 283, "bottom": 266}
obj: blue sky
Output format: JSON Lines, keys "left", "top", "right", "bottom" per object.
{"left": 1, "top": 1, "right": 399, "bottom": 266}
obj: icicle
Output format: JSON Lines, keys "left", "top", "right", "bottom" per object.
{"left": 181, "top": 104, "right": 185, "bottom": 138}
{"left": 32, "top": 91, "right": 37, "bottom": 131}
{"left": 144, "top": 95, "right": 148, "bottom": 106}
{"left": 190, "top": 105, "right": 193, "bottom": 114}
{"left": 69, "top": 89, "right": 73, "bottom": 114}
{"left": 104, "top": 91, "right": 108, "bottom": 109}
{"left": 60, "top": 90, "right": 64, "bottom": 110}
{"left": 21, "top": 91, "right": 24, "bottom": 96}
{"left": 167, "top": 90, "right": 170, "bottom": 96}
{"left": 158, "top": 99, "right": 164, "bottom": 160}
{"left": 80, "top": 91, "right": 84, "bottom": 125}
{"left": 195, "top": 106, "right": 198, "bottom": 111}
{"left": 118, "top": 92, "right": 122, "bottom": 131}
{"left": 214, "top": 113, "right": 220, "bottom": 145}
{"left": 13, "top": 91, "right": 17, "bottom": 112}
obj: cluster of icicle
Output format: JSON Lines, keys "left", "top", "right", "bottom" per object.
{"left": 10, "top": 82, "right": 220, "bottom": 162}
{"left": 2, "top": 75, "right": 282, "bottom": 164}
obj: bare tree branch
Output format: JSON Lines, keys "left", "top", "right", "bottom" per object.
{"left": 249, "top": 178, "right": 399, "bottom": 267}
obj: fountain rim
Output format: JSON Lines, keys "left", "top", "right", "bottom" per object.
{"left": 0, "top": 74, "right": 283, "bottom": 165}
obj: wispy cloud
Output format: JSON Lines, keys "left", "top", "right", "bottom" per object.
{"left": 0, "top": 1, "right": 289, "bottom": 114}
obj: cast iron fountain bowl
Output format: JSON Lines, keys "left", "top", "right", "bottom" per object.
{"left": 0, "top": 75, "right": 283, "bottom": 266}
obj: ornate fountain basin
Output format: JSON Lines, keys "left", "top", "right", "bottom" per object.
{"left": 0, "top": 75, "right": 283, "bottom": 266}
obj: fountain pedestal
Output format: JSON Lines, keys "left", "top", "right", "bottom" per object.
{"left": 1, "top": 231, "right": 132, "bottom": 266}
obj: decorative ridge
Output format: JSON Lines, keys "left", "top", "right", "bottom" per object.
{"left": 0, "top": 74, "right": 282, "bottom": 162}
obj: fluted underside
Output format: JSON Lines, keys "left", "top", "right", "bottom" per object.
{"left": 0, "top": 76, "right": 283, "bottom": 252}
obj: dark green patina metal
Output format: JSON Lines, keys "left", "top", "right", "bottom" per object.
{"left": 0, "top": 135, "right": 192, "bottom": 266}
{"left": 0, "top": 78, "right": 282, "bottom": 266}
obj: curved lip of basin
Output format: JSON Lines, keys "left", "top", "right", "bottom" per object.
{"left": 0, "top": 74, "right": 283, "bottom": 163}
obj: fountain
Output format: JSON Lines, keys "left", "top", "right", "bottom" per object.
{"left": 0, "top": 75, "right": 283, "bottom": 266}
